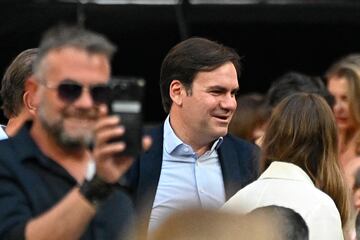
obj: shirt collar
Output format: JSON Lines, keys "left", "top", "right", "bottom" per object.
{"left": 163, "top": 116, "right": 184, "bottom": 155}
{"left": 163, "top": 115, "right": 223, "bottom": 157}
{"left": 260, "top": 161, "right": 314, "bottom": 186}
{"left": 9, "top": 121, "right": 45, "bottom": 163}
{"left": 212, "top": 137, "right": 223, "bottom": 152}
{"left": 0, "top": 125, "right": 8, "bottom": 140}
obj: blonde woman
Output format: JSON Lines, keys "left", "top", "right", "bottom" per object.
{"left": 326, "top": 54, "right": 360, "bottom": 168}
{"left": 223, "top": 93, "right": 349, "bottom": 240}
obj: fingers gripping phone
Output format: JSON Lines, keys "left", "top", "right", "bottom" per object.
{"left": 108, "top": 77, "right": 145, "bottom": 158}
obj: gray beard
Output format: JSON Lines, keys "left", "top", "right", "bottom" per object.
{"left": 38, "top": 106, "right": 94, "bottom": 152}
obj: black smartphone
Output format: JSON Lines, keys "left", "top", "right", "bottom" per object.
{"left": 108, "top": 77, "right": 145, "bottom": 158}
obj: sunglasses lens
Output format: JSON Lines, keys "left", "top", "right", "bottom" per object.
{"left": 58, "top": 83, "right": 82, "bottom": 103}
{"left": 91, "top": 85, "right": 111, "bottom": 104}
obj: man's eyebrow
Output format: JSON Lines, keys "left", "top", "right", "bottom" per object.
{"left": 207, "top": 85, "right": 239, "bottom": 92}
{"left": 207, "top": 86, "right": 228, "bottom": 91}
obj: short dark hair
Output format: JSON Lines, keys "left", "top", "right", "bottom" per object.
{"left": 266, "top": 71, "right": 334, "bottom": 109}
{"left": 1, "top": 48, "right": 38, "bottom": 118}
{"left": 160, "top": 37, "right": 241, "bottom": 113}
{"left": 249, "top": 205, "right": 309, "bottom": 240}
{"left": 33, "top": 25, "right": 116, "bottom": 76}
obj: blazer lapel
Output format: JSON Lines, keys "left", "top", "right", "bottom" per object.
{"left": 136, "top": 126, "right": 164, "bottom": 215}
{"left": 218, "top": 136, "right": 243, "bottom": 200}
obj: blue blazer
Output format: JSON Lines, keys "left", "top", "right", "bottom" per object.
{"left": 127, "top": 125, "right": 260, "bottom": 225}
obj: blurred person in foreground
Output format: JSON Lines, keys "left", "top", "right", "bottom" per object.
{"left": 143, "top": 209, "right": 246, "bottom": 240}
{"left": 0, "top": 48, "right": 38, "bottom": 139}
{"left": 223, "top": 93, "right": 350, "bottom": 240}
{"left": 0, "top": 25, "right": 137, "bottom": 240}
{"left": 127, "top": 37, "right": 259, "bottom": 232}
{"left": 144, "top": 206, "right": 308, "bottom": 240}
{"left": 247, "top": 205, "right": 309, "bottom": 240}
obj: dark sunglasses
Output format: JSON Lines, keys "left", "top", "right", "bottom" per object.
{"left": 43, "top": 79, "right": 111, "bottom": 104}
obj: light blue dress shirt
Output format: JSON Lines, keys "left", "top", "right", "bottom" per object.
{"left": 149, "top": 116, "right": 225, "bottom": 231}
{"left": 0, "top": 125, "right": 8, "bottom": 141}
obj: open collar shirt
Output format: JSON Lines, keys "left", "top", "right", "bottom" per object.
{"left": 149, "top": 116, "right": 225, "bottom": 231}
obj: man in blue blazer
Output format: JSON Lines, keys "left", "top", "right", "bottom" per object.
{"left": 128, "top": 37, "right": 260, "bottom": 231}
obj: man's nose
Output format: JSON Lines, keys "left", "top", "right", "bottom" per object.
{"left": 220, "top": 93, "right": 237, "bottom": 110}
{"left": 73, "top": 88, "right": 94, "bottom": 108}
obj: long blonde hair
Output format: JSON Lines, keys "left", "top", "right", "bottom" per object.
{"left": 261, "top": 93, "right": 350, "bottom": 225}
{"left": 326, "top": 54, "right": 360, "bottom": 153}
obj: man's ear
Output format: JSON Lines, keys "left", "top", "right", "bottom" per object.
{"left": 169, "top": 80, "right": 185, "bottom": 106}
{"left": 23, "top": 76, "right": 39, "bottom": 115}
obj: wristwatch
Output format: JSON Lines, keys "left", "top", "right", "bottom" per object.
{"left": 79, "top": 174, "right": 115, "bottom": 208}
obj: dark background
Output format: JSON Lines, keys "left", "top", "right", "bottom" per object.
{"left": 1, "top": 1, "right": 360, "bottom": 125}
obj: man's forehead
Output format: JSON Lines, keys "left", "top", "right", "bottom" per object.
{"left": 45, "top": 47, "right": 109, "bottom": 69}
{"left": 193, "top": 73, "right": 239, "bottom": 90}
{"left": 38, "top": 47, "right": 110, "bottom": 86}
{"left": 45, "top": 47, "right": 109, "bottom": 63}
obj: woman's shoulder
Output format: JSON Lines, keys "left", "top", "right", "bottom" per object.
{"left": 221, "top": 179, "right": 263, "bottom": 213}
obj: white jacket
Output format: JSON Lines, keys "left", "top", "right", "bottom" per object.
{"left": 222, "top": 161, "right": 343, "bottom": 240}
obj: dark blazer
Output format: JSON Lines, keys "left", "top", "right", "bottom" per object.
{"left": 127, "top": 124, "right": 260, "bottom": 226}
